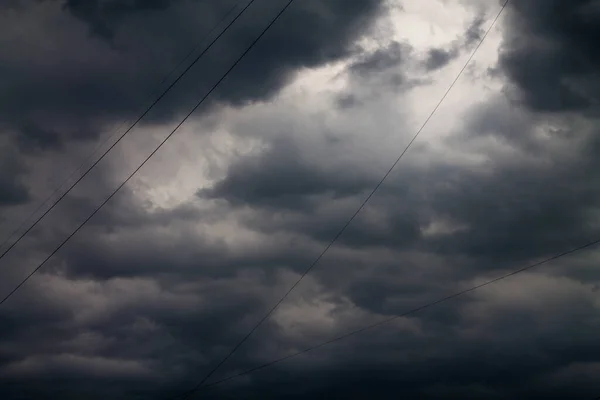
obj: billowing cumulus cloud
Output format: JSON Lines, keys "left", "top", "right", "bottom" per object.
{"left": 1, "top": 1, "right": 600, "bottom": 399}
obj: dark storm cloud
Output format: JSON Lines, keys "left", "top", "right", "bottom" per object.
{"left": 0, "top": 272, "right": 285, "bottom": 399}
{"left": 0, "top": 144, "right": 30, "bottom": 206}
{"left": 0, "top": 0, "right": 386, "bottom": 151}
{"left": 199, "top": 92, "right": 600, "bottom": 273}
{"left": 189, "top": 88, "right": 600, "bottom": 400}
{"left": 500, "top": 0, "right": 600, "bottom": 112}
{"left": 3, "top": 1, "right": 600, "bottom": 399}
{"left": 421, "top": 153, "right": 600, "bottom": 264}
{"left": 198, "top": 136, "right": 374, "bottom": 211}
{"left": 195, "top": 270, "right": 600, "bottom": 399}
{"left": 3, "top": 107, "right": 600, "bottom": 399}
{"left": 58, "top": 0, "right": 184, "bottom": 39}
{"left": 211, "top": 0, "right": 389, "bottom": 106}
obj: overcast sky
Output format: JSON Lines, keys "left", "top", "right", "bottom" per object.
{"left": 1, "top": 0, "right": 600, "bottom": 399}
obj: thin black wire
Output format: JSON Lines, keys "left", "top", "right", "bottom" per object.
{"left": 0, "top": 1, "right": 296, "bottom": 308}
{"left": 0, "top": 0, "right": 255, "bottom": 264}
{"left": 175, "top": 1, "right": 509, "bottom": 398}
{"left": 200, "top": 236, "right": 600, "bottom": 390}
{"left": 0, "top": 2, "right": 241, "bottom": 256}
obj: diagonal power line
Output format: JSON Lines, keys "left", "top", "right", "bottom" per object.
{"left": 0, "top": 2, "right": 241, "bottom": 255}
{"left": 0, "top": 0, "right": 256, "bottom": 264}
{"left": 200, "top": 237, "right": 600, "bottom": 391}
{"left": 0, "top": 0, "right": 296, "bottom": 306}
{"left": 173, "top": 1, "right": 510, "bottom": 398}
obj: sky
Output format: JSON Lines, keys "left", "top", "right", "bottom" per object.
{"left": 1, "top": 0, "right": 600, "bottom": 398}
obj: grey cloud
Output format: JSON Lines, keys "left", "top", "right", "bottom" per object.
{"left": 349, "top": 41, "right": 410, "bottom": 76}
{"left": 200, "top": 93, "right": 600, "bottom": 272}
{"left": 3, "top": 1, "right": 600, "bottom": 399}
{"left": 465, "top": 11, "right": 486, "bottom": 46}
{"left": 57, "top": 0, "right": 183, "bottom": 40}
{"left": 0, "top": 0, "right": 387, "bottom": 153}
{"left": 423, "top": 11, "right": 486, "bottom": 71}
{"left": 499, "top": 0, "right": 600, "bottom": 113}
{"left": 3, "top": 122, "right": 600, "bottom": 400}
{"left": 199, "top": 277, "right": 600, "bottom": 399}
{"left": 336, "top": 93, "right": 362, "bottom": 109}
{"left": 198, "top": 137, "right": 373, "bottom": 211}
{"left": 12, "top": 89, "right": 596, "bottom": 399}
{"left": 338, "top": 40, "right": 424, "bottom": 108}
{"left": 191, "top": 89, "right": 600, "bottom": 336}
{"left": 425, "top": 47, "right": 459, "bottom": 71}
{"left": 0, "top": 144, "right": 30, "bottom": 206}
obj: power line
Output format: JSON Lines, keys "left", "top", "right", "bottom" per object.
{"left": 0, "top": 0, "right": 255, "bottom": 264}
{"left": 0, "top": 0, "right": 295, "bottom": 308}
{"left": 173, "top": 1, "right": 509, "bottom": 398}
{"left": 0, "top": 0, "right": 262, "bottom": 303}
{"left": 199, "top": 237, "right": 600, "bottom": 391}
{"left": 0, "top": 3, "right": 241, "bottom": 256}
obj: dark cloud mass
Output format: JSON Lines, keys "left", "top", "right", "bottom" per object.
{"left": 1, "top": 1, "right": 600, "bottom": 399}
{"left": 58, "top": 0, "right": 185, "bottom": 39}
{"left": 0, "top": 0, "right": 385, "bottom": 151}
{"left": 500, "top": 0, "right": 600, "bottom": 112}
{"left": 199, "top": 136, "right": 374, "bottom": 211}
{"left": 0, "top": 142, "right": 30, "bottom": 206}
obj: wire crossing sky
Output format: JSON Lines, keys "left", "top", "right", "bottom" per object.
{"left": 0, "top": 0, "right": 262, "bottom": 304}
{"left": 200, "top": 235, "right": 600, "bottom": 392}
{"left": 0, "top": 0, "right": 255, "bottom": 265}
{"left": 174, "top": 2, "right": 509, "bottom": 398}
{"left": 0, "top": 2, "right": 241, "bottom": 256}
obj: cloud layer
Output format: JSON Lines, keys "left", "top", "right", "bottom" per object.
{"left": 1, "top": 1, "right": 600, "bottom": 399}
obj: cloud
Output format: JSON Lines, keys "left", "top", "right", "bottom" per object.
{"left": 0, "top": 0, "right": 387, "bottom": 152}
{"left": 499, "top": 0, "right": 600, "bottom": 113}
{"left": 198, "top": 136, "right": 373, "bottom": 211}
{"left": 1, "top": 353, "right": 153, "bottom": 379}
{"left": 423, "top": 11, "right": 487, "bottom": 71}
{"left": 2, "top": 1, "right": 600, "bottom": 399}
{"left": 0, "top": 141, "right": 30, "bottom": 206}
{"left": 349, "top": 41, "right": 411, "bottom": 76}
{"left": 425, "top": 47, "right": 459, "bottom": 71}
